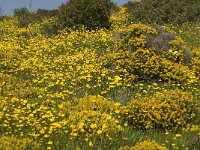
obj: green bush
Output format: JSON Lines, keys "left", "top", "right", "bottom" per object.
{"left": 123, "top": 89, "right": 197, "bottom": 130}
{"left": 30, "top": 9, "right": 58, "bottom": 22}
{"left": 29, "top": 9, "right": 59, "bottom": 35}
{"left": 124, "top": 0, "right": 200, "bottom": 25}
{"left": 57, "top": 0, "right": 118, "bottom": 30}
{"left": 13, "top": 7, "right": 30, "bottom": 17}
{"left": 14, "top": 7, "right": 58, "bottom": 28}
{"left": 13, "top": 7, "right": 30, "bottom": 27}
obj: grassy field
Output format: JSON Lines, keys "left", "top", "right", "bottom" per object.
{"left": 0, "top": 8, "right": 199, "bottom": 150}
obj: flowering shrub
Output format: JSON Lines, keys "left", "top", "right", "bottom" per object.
{"left": 65, "top": 110, "right": 123, "bottom": 146}
{"left": 119, "top": 140, "right": 167, "bottom": 150}
{"left": 59, "top": 95, "right": 121, "bottom": 117}
{"left": 191, "top": 47, "right": 200, "bottom": 79}
{"left": 123, "top": 89, "right": 197, "bottom": 130}
{"left": 0, "top": 136, "right": 40, "bottom": 150}
{"left": 102, "top": 18, "right": 196, "bottom": 83}
{"left": 101, "top": 48, "right": 196, "bottom": 83}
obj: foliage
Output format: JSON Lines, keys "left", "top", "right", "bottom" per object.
{"left": 124, "top": 0, "right": 200, "bottom": 25}
{"left": 120, "top": 140, "right": 167, "bottom": 150}
{"left": 13, "top": 7, "right": 30, "bottom": 17}
{"left": 123, "top": 89, "right": 197, "bottom": 130}
{"left": 13, "top": 7, "right": 30, "bottom": 27}
{"left": 0, "top": 9, "right": 198, "bottom": 100}
{"left": 101, "top": 23, "right": 195, "bottom": 83}
{"left": 0, "top": 6, "right": 199, "bottom": 150}
{"left": 171, "top": 22, "right": 200, "bottom": 79}
{"left": 59, "top": 95, "right": 121, "bottom": 117}
{"left": 13, "top": 7, "right": 58, "bottom": 28}
{"left": 0, "top": 95, "right": 123, "bottom": 149}
{"left": 65, "top": 110, "right": 123, "bottom": 147}
{"left": 174, "top": 22, "right": 200, "bottom": 47}
{"left": 57, "top": 0, "right": 117, "bottom": 30}
{"left": 30, "top": 9, "right": 58, "bottom": 22}
{"left": 0, "top": 136, "right": 40, "bottom": 150}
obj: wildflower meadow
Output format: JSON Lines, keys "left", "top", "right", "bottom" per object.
{"left": 0, "top": 2, "right": 199, "bottom": 150}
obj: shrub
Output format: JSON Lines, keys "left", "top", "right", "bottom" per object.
{"left": 59, "top": 95, "right": 121, "bottom": 117}
{"left": 0, "top": 16, "right": 7, "bottom": 21}
{"left": 190, "top": 47, "right": 200, "bottom": 79}
{"left": 118, "top": 23, "right": 192, "bottom": 65}
{"left": 119, "top": 140, "right": 167, "bottom": 150}
{"left": 124, "top": 0, "right": 200, "bottom": 25}
{"left": 101, "top": 23, "right": 195, "bottom": 83}
{"left": 13, "top": 7, "right": 30, "bottom": 27}
{"left": 13, "top": 7, "right": 30, "bottom": 17}
{"left": 0, "top": 136, "right": 40, "bottom": 150}
{"left": 14, "top": 7, "right": 58, "bottom": 28}
{"left": 123, "top": 89, "right": 197, "bottom": 130}
{"left": 29, "top": 9, "right": 58, "bottom": 22}
{"left": 146, "top": 25, "right": 192, "bottom": 65}
{"left": 120, "top": 141, "right": 167, "bottom": 150}
{"left": 65, "top": 110, "right": 123, "bottom": 146}
{"left": 57, "top": 0, "right": 117, "bottom": 30}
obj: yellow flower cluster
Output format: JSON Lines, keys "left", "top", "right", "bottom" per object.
{"left": 0, "top": 95, "right": 123, "bottom": 148}
{"left": 182, "top": 124, "right": 200, "bottom": 133}
{"left": 119, "top": 140, "right": 167, "bottom": 150}
{"left": 119, "top": 23, "right": 158, "bottom": 51}
{"left": 0, "top": 97, "right": 65, "bottom": 142}
{"left": 0, "top": 136, "right": 40, "bottom": 150}
{"left": 66, "top": 110, "right": 122, "bottom": 143}
{"left": 123, "top": 89, "right": 196, "bottom": 130}
{"left": 59, "top": 95, "right": 121, "bottom": 117}
{"left": 190, "top": 47, "right": 200, "bottom": 79}
{"left": 0, "top": 9, "right": 198, "bottom": 102}
{"left": 58, "top": 95, "right": 123, "bottom": 145}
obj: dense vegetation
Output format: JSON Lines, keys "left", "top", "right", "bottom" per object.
{"left": 11, "top": 0, "right": 117, "bottom": 31}
{"left": 0, "top": 0, "right": 199, "bottom": 149}
{"left": 124, "top": 0, "right": 200, "bottom": 25}
{"left": 57, "top": 0, "right": 117, "bottom": 30}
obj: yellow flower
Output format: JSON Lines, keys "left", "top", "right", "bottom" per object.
{"left": 39, "top": 129, "right": 45, "bottom": 134}
{"left": 172, "top": 143, "right": 176, "bottom": 147}
{"left": 175, "top": 134, "right": 182, "bottom": 138}
{"left": 49, "top": 117, "right": 55, "bottom": 122}
{"left": 97, "top": 130, "right": 102, "bottom": 135}
{"left": 44, "top": 134, "right": 49, "bottom": 138}
{"left": 90, "top": 123, "right": 97, "bottom": 129}
{"left": 48, "top": 141, "right": 53, "bottom": 145}
{"left": 124, "top": 123, "right": 128, "bottom": 127}
{"left": 78, "top": 121, "right": 84, "bottom": 128}
{"left": 115, "top": 110, "right": 120, "bottom": 114}
{"left": 102, "top": 124, "right": 107, "bottom": 131}
{"left": 71, "top": 132, "right": 78, "bottom": 137}
{"left": 52, "top": 122, "right": 62, "bottom": 128}
{"left": 89, "top": 141, "right": 93, "bottom": 147}
{"left": 106, "top": 115, "right": 112, "bottom": 120}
